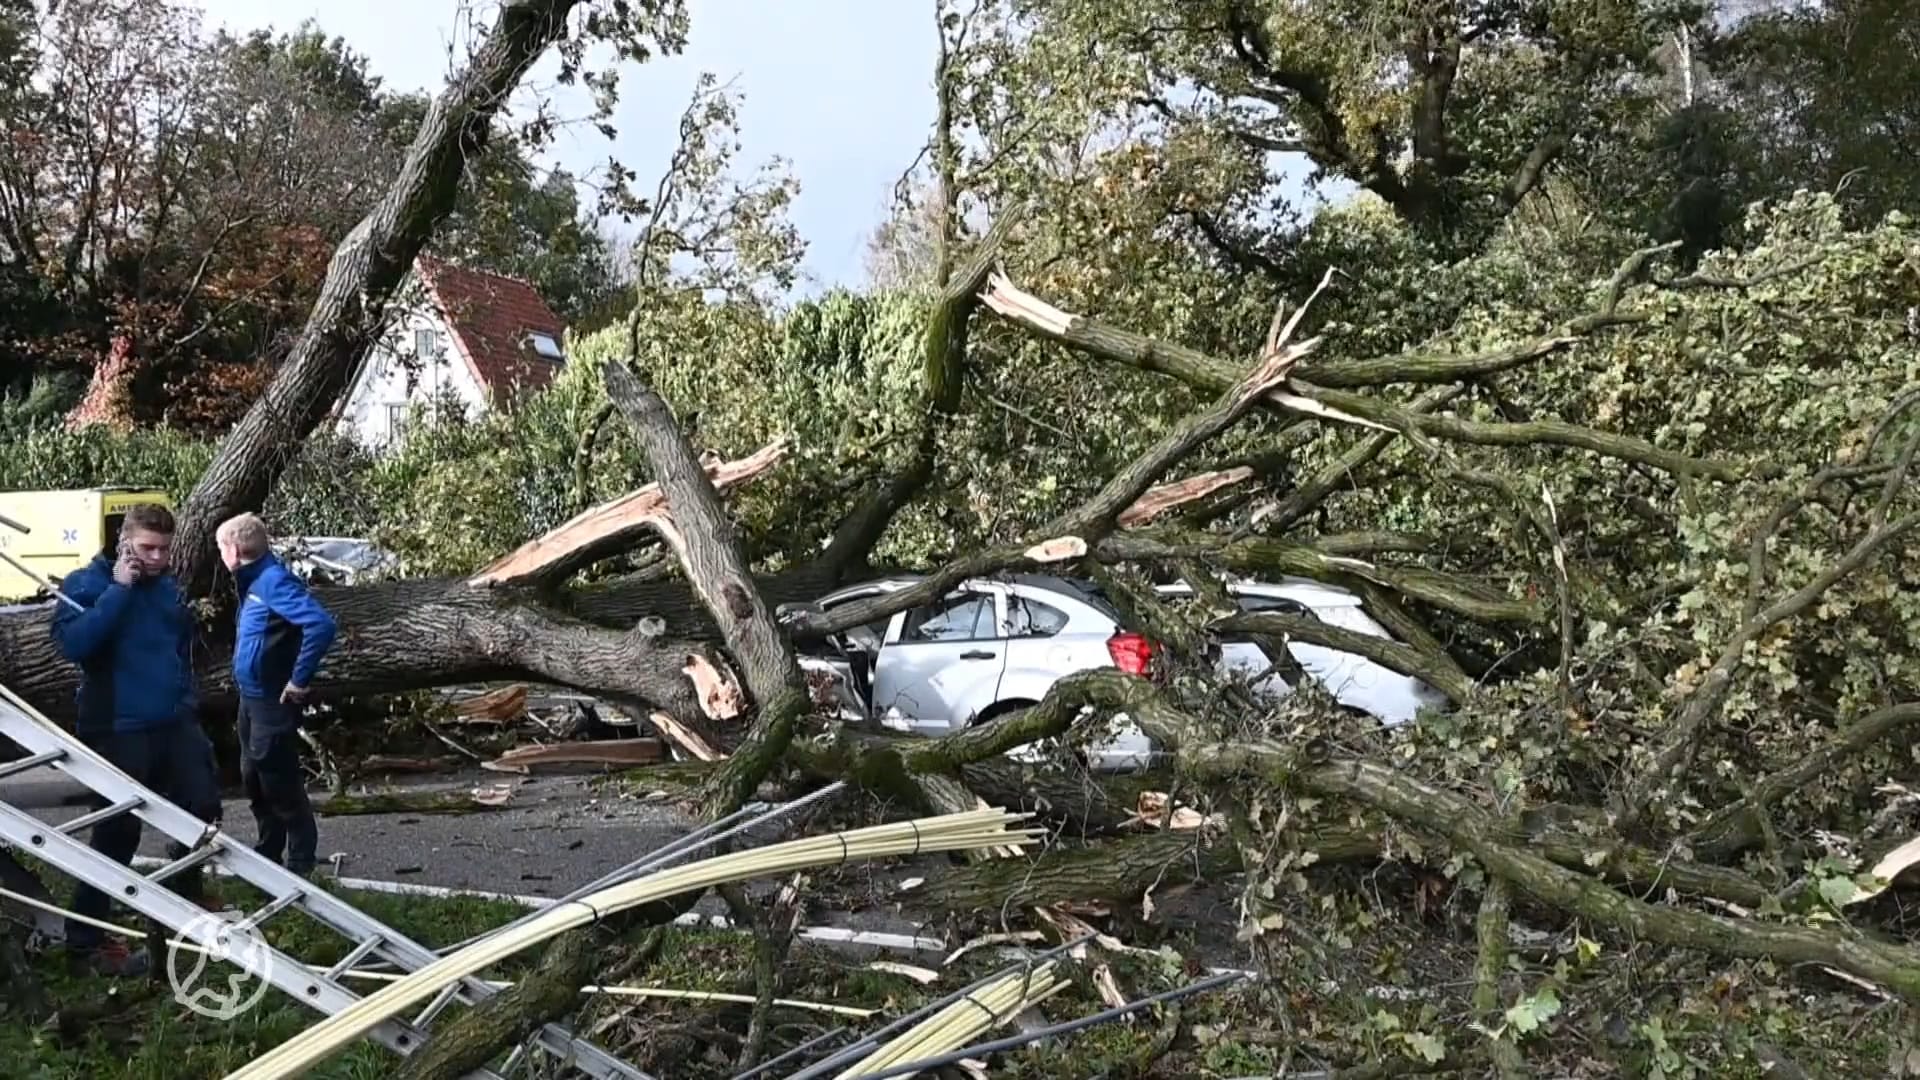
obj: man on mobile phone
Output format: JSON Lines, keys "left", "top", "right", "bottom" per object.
{"left": 216, "top": 513, "right": 335, "bottom": 879}
{"left": 50, "top": 503, "right": 222, "bottom": 977}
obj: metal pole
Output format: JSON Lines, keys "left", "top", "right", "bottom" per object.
{"left": 0, "top": 514, "right": 82, "bottom": 613}
{"left": 729, "top": 1025, "right": 852, "bottom": 1080}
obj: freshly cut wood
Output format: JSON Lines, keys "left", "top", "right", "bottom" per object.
{"left": 221, "top": 808, "right": 1040, "bottom": 1080}
{"left": 1022, "top": 536, "right": 1087, "bottom": 563}
{"left": 483, "top": 738, "right": 666, "bottom": 772}
{"left": 1128, "top": 790, "right": 1224, "bottom": 831}
{"left": 449, "top": 683, "right": 528, "bottom": 722}
{"left": 467, "top": 438, "right": 788, "bottom": 587}
{"left": 1117, "top": 467, "right": 1254, "bottom": 527}
{"left": 649, "top": 711, "right": 723, "bottom": 762}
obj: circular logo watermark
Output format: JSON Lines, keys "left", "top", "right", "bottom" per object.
{"left": 166, "top": 912, "right": 274, "bottom": 1021}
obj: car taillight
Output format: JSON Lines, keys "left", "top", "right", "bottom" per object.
{"left": 1106, "top": 631, "right": 1154, "bottom": 676}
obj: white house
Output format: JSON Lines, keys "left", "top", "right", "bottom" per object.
{"left": 336, "top": 255, "right": 568, "bottom": 447}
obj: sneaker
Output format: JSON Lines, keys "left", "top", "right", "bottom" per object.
{"left": 70, "top": 937, "right": 151, "bottom": 978}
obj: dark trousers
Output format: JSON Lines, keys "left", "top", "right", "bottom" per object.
{"left": 237, "top": 697, "right": 317, "bottom": 875}
{"left": 66, "top": 722, "right": 220, "bottom": 949}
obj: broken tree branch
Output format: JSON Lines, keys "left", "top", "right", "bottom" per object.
{"left": 171, "top": 0, "right": 595, "bottom": 595}
{"left": 1213, "top": 611, "right": 1474, "bottom": 705}
{"left": 789, "top": 280, "right": 1328, "bottom": 642}
{"left": 468, "top": 438, "right": 789, "bottom": 589}
{"left": 1620, "top": 509, "right": 1920, "bottom": 828}
{"left": 1116, "top": 689, "right": 1920, "bottom": 1001}
{"left": 819, "top": 208, "right": 1026, "bottom": 574}
{"left": 1689, "top": 703, "right": 1920, "bottom": 859}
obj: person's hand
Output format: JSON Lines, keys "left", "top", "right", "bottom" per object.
{"left": 281, "top": 683, "right": 310, "bottom": 705}
{"left": 112, "top": 550, "right": 143, "bottom": 587}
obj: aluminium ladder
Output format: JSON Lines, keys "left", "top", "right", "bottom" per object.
{"left": 0, "top": 679, "right": 654, "bottom": 1080}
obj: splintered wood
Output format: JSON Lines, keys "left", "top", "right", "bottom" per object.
{"left": 683, "top": 653, "right": 745, "bottom": 720}
{"left": 449, "top": 682, "right": 528, "bottom": 723}
{"left": 1117, "top": 466, "right": 1255, "bottom": 527}
{"left": 466, "top": 437, "right": 787, "bottom": 587}
{"left": 648, "top": 711, "right": 723, "bottom": 761}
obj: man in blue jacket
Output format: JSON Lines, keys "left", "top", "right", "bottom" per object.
{"left": 217, "top": 513, "right": 336, "bottom": 878}
{"left": 51, "top": 503, "right": 221, "bottom": 976}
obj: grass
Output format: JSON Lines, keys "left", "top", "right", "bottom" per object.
{"left": 0, "top": 863, "right": 1252, "bottom": 1080}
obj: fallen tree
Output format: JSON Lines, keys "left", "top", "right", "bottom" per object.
{"left": 4, "top": 95, "right": 1918, "bottom": 1073}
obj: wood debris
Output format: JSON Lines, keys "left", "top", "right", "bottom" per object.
{"left": 449, "top": 683, "right": 528, "bottom": 724}
{"left": 483, "top": 738, "right": 666, "bottom": 773}
{"left": 867, "top": 961, "right": 940, "bottom": 985}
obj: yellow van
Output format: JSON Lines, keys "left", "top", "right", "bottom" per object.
{"left": 0, "top": 487, "right": 174, "bottom": 601}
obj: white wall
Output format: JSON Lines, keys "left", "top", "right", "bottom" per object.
{"left": 335, "top": 292, "right": 489, "bottom": 449}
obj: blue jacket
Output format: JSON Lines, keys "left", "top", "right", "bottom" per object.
{"left": 232, "top": 553, "right": 336, "bottom": 700}
{"left": 51, "top": 552, "right": 197, "bottom": 735}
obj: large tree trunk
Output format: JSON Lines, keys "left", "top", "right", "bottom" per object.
{"left": 0, "top": 564, "right": 856, "bottom": 729}
{"left": 170, "top": 0, "right": 589, "bottom": 596}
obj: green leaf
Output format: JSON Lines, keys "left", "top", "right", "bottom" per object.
{"left": 1503, "top": 987, "right": 1562, "bottom": 1035}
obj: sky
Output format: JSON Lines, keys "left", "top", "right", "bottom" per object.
{"left": 195, "top": 0, "right": 940, "bottom": 292}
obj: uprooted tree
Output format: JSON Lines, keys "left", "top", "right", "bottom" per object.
{"left": 4, "top": 0, "right": 1920, "bottom": 1073}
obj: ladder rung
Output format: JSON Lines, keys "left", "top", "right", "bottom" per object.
{"left": 324, "top": 934, "right": 385, "bottom": 981}
{"left": 413, "top": 982, "right": 463, "bottom": 1028}
{"left": 146, "top": 844, "right": 220, "bottom": 884}
{"left": 58, "top": 797, "right": 143, "bottom": 834}
{"left": 232, "top": 889, "right": 305, "bottom": 933}
{"left": 0, "top": 749, "right": 66, "bottom": 780}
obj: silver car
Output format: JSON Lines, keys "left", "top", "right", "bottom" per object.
{"left": 796, "top": 573, "right": 1448, "bottom": 771}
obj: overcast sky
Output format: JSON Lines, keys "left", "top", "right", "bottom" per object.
{"left": 196, "top": 0, "right": 939, "bottom": 292}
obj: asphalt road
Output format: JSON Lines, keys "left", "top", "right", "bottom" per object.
{"left": 2, "top": 767, "right": 699, "bottom": 901}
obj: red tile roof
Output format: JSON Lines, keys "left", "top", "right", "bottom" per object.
{"left": 414, "top": 255, "right": 566, "bottom": 404}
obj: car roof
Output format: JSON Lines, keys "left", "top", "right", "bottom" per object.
{"left": 820, "top": 571, "right": 1121, "bottom": 615}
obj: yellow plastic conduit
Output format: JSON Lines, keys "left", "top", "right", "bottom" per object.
{"left": 833, "top": 963, "right": 1066, "bottom": 1079}
{"left": 225, "top": 808, "right": 1039, "bottom": 1079}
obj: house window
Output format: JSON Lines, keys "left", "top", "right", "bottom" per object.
{"left": 526, "top": 332, "right": 563, "bottom": 360}
{"left": 414, "top": 328, "right": 439, "bottom": 358}
{"left": 386, "top": 403, "right": 406, "bottom": 436}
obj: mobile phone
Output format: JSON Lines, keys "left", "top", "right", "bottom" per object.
{"left": 118, "top": 539, "right": 143, "bottom": 580}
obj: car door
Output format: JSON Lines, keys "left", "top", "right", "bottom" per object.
{"left": 798, "top": 585, "right": 896, "bottom": 723}
{"left": 869, "top": 585, "right": 1009, "bottom": 736}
